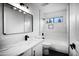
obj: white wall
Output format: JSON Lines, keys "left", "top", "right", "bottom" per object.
{"left": 70, "top": 3, "right": 79, "bottom": 56}
{"left": 0, "top": 4, "right": 40, "bottom": 49}
{"left": 0, "top": 4, "right": 2, "bottom": 35}
{"left": 43, "top": 9, "right": 67, "bottom": 41}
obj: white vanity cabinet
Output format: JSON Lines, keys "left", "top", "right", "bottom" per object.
{"left": 0, "top": 39, "right": 43, "bottom": 56}
{"left": 21, "top": 42, "right": 43, "bottom": 56}
{"left": 31, "top": 42, "right": 43, "bottom": 56}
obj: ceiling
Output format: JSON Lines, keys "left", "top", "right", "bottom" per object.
{"left": 25, "top": 3, "right": 68, "bottom": 14}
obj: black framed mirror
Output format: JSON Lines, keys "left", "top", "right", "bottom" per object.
{"left": 3, "top": 3, "right": 33, "bottom": 35}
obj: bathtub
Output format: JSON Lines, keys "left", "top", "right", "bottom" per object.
{"left": 42, "top": 39, "right": 68, "bottom": 54}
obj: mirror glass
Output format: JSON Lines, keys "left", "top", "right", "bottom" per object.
{"left": 3, "top": 4, "right": 33, "bottom": 35}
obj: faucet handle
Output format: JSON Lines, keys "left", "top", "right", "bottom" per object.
{"left": 42, "top": 33, "right": 44, "bottom": 36}
{"left": 25, "top": 35, "right": 29, "bottom": 41}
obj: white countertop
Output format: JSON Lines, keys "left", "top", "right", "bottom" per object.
{"left": 0, "top": 38, "right": 43, "bottom": 56}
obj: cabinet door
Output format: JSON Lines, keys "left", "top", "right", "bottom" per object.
{"left": 33, "top": 43, "right": 43, "bottom": 56}
{"left": 22, "top": 49, "right": 32, "bottom": 56}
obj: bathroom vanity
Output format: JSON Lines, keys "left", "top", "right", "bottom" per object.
{"left": 0, "top": 38, "right": 43, "bottom": 56}
{"left": 21, "top": 41, "right": 43, "bottom": 56}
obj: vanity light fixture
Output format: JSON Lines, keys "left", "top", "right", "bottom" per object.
{"left": 20, "top": 3, "right": 25, "bottom": 6}
{"left": 12, "top": 4, "right": 29, "bottom": 14}
{"left": 20, "top": 3, "right": 29, "bottom": 9}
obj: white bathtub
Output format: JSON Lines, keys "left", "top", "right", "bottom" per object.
{"left": 42, "top": 39, "right": 68, "bottom": 54}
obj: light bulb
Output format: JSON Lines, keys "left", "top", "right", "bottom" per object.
{"left": 13, "top": 7, "right": 17, "bottom": 10}
{"left": 23, "top": 12, "right": 26, "bottom": 14}
{"left": 19, "top": 10, "right": 22, "bottom": 12}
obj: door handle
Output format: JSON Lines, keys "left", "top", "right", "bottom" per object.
{"left": 70, "top": 43, "right": 76, "bottom": 50}
{"left": 70, "top": 43, "right": 79, "bottom": 55}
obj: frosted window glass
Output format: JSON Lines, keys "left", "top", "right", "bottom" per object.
{"left": 53, "top": 17, "right": 63, "bottom": 23}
